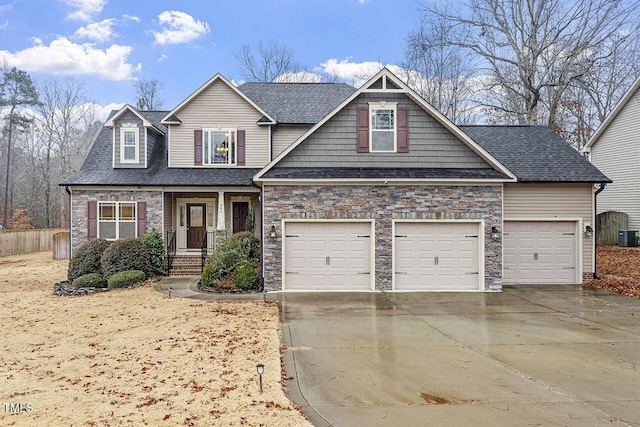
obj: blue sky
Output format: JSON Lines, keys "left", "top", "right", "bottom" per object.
{"left": 0, "top": 0, "right": 421, "bottom": 112}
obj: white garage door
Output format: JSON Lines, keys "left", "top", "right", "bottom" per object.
{"left": 394, "top": 222, "right": 481, "bottom": 291}
{"left": 503, "top": 221, "right": 577, "bottom": 284}
{"left": 284, "top": 222, "right": 372, "bottom": 291}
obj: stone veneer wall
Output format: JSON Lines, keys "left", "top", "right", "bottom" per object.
{"left": 71, "top": 189, "right": 163, "bottom": 253}
{"left": 262, "top": 184, "right": 503, "bottom": 292}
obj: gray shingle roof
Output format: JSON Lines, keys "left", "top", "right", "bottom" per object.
{"left": 461, "top": 125, "right": 610, "bottom": 183}
{"left": 263, "top": 167, "right": 509, "bottom": 180}
{"left": 238, "top": 82, "right": 356, "bottom": 124}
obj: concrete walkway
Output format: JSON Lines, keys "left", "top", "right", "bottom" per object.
{"left": 155, "top": 276, "right": 272, "bottom": 301}
{"left": 280, "top": 286, "right": 640, "bottom": 426}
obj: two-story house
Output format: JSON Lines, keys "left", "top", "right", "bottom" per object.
{"left": 61, "top": 68, "right": 609, "bottom": 291}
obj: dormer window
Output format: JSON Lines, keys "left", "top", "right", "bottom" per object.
{"left": 369, "top": 102, "right": 397, "bottom": 152}
{"left": 203, "top": 129, "right": 236, "bottom": 165}
{"left": 120, "top": 123, "right": 139, "bottom": 163}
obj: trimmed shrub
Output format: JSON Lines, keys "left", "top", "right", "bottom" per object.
{"left": 217, "top": 232, "right": 260, "bottom": 263}
{"left": 107, "top": 270, "right": 146, "bottom": 289}
{"left": 68, "top": 239, "right": 110, "bottom": 282}
{"left": 139, "top": 230, "right": 166, "bottom": 276}
{"left": 101, "top": 238, "right": 151, "bottom": 280}
{"left": 234, "top": 263, "right": 259, "bottom": 290}
{"left": 72, "top": 273, "right": 107, "bottom": 288}
{"left": 201, "top": 249, "right": 242, "bottom": 286}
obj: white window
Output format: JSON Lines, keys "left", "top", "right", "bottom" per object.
{"left": 120, "top": 124, "right": 139, "bottom": 163}
{"left": 98, "top": 202, "right": 136, "bottom": 240}
{"left": 370, "top": 102, "right": 397, "bottom": 152}
{"left": 203, "top": 129, "right": 236, "bottom": 165}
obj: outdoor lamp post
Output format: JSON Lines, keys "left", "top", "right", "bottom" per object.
{"left": 256, "top": 363, "right": 264, "bottom": 393}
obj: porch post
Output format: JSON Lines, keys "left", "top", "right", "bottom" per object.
{"left": 217, "top": 191, "right": 225, "bottom": 230}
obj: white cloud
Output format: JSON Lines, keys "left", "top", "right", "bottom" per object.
{"left": 123, "top": 14, "right": 140, "bottom": 23}
{"left": 62, "top": 0, "right": 107, "bottom": 21}
{"left": 0, "top": 20, "right": 8, "bottom": 30}
{"left": 74, "top": 18, "right": 116, "bottom": 42}
{"left": 318, "top": 58, "right": 385, "bottom": 86}
{"left": 158, "top": 54, "right": 168, "bottom": 62}
{"left": 152, "top": 10, "right": 210, "bottom": 45}
{"left": 0, "top": 37, "right": 140, "bottom": 80}
{"left": 90, "top": 101, "right": 125, "bottom": 121}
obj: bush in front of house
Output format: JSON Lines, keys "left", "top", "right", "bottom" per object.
{"left": 216, "top": 231, "right": 260, "bottom": 263}
{"left": 139, "top": 230, "right": 166, "bottom": 276}
{"left": 72, "top": 272, "right": 107, "bottom": 288}
{"left": 107, "top": 270, "right": 146, "bottom": 289}
{"left": 234, "top": 263, "right": 259, "bottom": 290}
{"left": 68, "top": 239, "right": 110, "bottom": 282}
{"left": 201, "top": 232, "right": 261, "bottom": 291}
{"left": 101, "top": 238, "right": 151, "bottom": 280}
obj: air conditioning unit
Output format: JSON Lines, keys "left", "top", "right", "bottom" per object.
{"left": 618, "top": 230, "right": 639, "bottom": 247}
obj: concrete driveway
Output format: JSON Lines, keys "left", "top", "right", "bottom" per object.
{"left": 280, "top": 286, "right": 640, "bottom": 426}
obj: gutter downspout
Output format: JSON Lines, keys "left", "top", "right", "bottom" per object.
{"left": 593, "top": 182, "right": 606, "bottom": 279}
{"left": 65, "top": 186, "right": 72, "bottom": 258}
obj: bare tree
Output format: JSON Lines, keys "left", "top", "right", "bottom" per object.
{"left": 237, "top": 40, "right": 303, "bottom": 82}
{"left": 419, "top": 0, "right": 640, "bottom": 129}
{"left": 34, "top": 77, "right": 96, "bottom": 227}
{"left": 134, "top": 78, "right": 164, "bottom": 110}
{"left": 402, "top": 7, "right": 479, "bottom": 124}
{"left": 0, "top": 67, "right": 39, "bottom": 228}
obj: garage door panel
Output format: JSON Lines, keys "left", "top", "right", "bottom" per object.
{"left": 394, "top": 222, "right": 481, "bottom": 291}
{"left": 284, "top": 222, "right": 372, "bottom": 291}
{"left": 504, "top": 221, "right": 576, "bottom": 284}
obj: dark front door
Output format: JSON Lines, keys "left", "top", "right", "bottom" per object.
{"left": 187, "top": 203, "right": 206, "bottom": 249}
{"left": 233, "top": 202, "right": 249, "bottom": 234}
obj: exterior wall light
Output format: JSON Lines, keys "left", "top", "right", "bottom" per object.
{"left": 491, "top": 225, "right": 501, "bottom": 240}
{"left": 256, "top": 363, "right": 264, "bottom": 392}
{"left": 270, "top": 225, "right": 277, "bottom": 238}
{"left": 585, "top": 224, "right": 593, "bottom": 237}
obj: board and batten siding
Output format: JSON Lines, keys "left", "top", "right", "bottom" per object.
{"left": 272, "top": 125, "right": 311, "bottom": 159}
{"left": 168, "top": 79, "right": 270, "bottom": 167}
{"left": 590, "top": 85, "right": 640, "bottom": 229}
{"left": 276, "top": 92, "right": 491, "bottom": 169}
{"left": 114, "top": 110, "right": 145, "bottom": 168}
{"left": 503, "top": 183, "right": 594, "bottom": 275}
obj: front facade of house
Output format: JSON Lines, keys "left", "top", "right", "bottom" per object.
{"left": 583, "top": 76, "right": 640, "bottom": 229}
{"left": 62, "top": 69, "right": 609, "bottom": 291}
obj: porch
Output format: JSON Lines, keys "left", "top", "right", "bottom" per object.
{"left": 161, "top": 187, "right": 260, "bottom": 276}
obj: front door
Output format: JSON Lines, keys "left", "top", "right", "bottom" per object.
{"left": 233, "top": 202, "right": 249, "bottom": 234}
{"left": 187, "top": 203, "right": 206, "bottom": 249}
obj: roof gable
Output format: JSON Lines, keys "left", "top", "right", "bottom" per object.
{"left": 161, "top": 73, "right": 275, "bottom": 125}
{"left": 254, "top": 68, "right": 516, "bottom": 181}
{"left": 584, "top": 75, "right": 640, "bottom": 151}
{"left": 104, "top": 104, "right": 164, "bottom": 134}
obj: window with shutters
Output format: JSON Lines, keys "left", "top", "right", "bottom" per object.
{"left": 120, "top": 124, "right": 139, "bottom": 163}
{"left": 202, "top": 129, "right": 236, "bottom": 165}
{"left": 98, "top": 202, "right": 136, "bottom": 240}
{"left": 369, "top": 102, "right": 397, "bottom": 152}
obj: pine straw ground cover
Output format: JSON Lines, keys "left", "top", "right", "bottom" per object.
{"left": 0, "top": 252, "right": 311, "bottom": 427}
{"left": 589, "top": 246, "right": 640, "bottom": 298}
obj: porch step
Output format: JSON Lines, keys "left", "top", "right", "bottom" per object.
{"left": 167, "top": 254, "right": 211, "bottom": 277}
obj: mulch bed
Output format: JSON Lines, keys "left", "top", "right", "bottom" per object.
{"left": 588, "top": 246, "right": 640, "bottom": 298}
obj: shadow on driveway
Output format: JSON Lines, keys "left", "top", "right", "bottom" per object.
{"left": 280, "top": 286, "right": 640, "bottom": 426}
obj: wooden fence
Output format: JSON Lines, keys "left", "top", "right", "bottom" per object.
{"left": 0, "top": 228, "right": 67, "bottom": 257}
{"left": 596, "top": 211, "right": 628, "bottom": 246}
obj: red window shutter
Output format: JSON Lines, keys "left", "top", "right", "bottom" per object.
{"left": 397, "top": 107, "right": 409, "bottom": 153}
{"left": 87, "top": 201, "right": 97, "bottom": 240}
{"left": 357, "top": 107, "right": 369, "bottom": 153}
{"left": 194, "top": 129, "right": 203, "bottom": 165}
{"left": 237, "top": 130, "right": 246, "bottom": 166}
{"left": 137, "top": 201, "right": 147, "bottom": 237}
